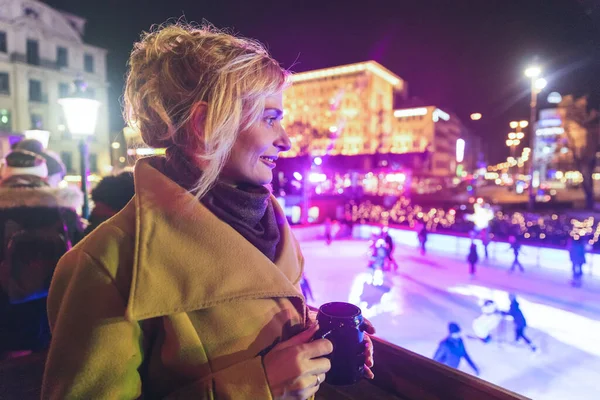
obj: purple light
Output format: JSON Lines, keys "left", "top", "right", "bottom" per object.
{"left": 314, "top": 157, "right": 323, "bottom": 166}
{"left": 293, "top": 171, "right": 303, "bottom": 181}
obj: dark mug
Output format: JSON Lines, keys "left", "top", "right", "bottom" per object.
{"left": 313, "top": 302, "right": 366, "bottom": 386}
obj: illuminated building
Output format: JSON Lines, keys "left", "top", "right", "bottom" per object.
{"left": 283, "top": 61, "right": 406, "bottom": 157}
{"left": 0, "top": 0, "right": 110, "bottom": 174}
{"left": 535, "top": 108, "right": 586, "bottom": 181}
{"left": 391, "top": 106, "right": 467, "bottom": 176}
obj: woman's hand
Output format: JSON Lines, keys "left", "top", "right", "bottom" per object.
{"left": 362, "top": 318, "right": 376, "bottom": 379}
{"left": 263, "top": 324, "right": 333, "bottom": 400}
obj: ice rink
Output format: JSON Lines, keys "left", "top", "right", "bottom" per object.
{"left": 299, "top": 238, "right": 600, "bottom": 400}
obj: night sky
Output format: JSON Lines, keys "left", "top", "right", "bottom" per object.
{"left": 42, "top": 0, "right": 600, "bottom": 163}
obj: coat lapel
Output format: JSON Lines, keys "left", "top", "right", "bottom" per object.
{"left": 126, "top": 158, "right": 305, "bottom": 321}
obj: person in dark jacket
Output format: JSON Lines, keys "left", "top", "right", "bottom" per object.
{"left": 505, "top": 294, "right": 536, "bottom": 351}
{"left": 84, "top": 172, "right": 135, "bottom": 235}
{"left": 382, "top": 226, "right": 398, "bottom": 272}
{"left": 0, "top": 150, "right": 84, "bottom": 358}
{"left": 508, "top": 235, "right": 524, "bottom": 273}
{"left": 433, "top": 322, "right": 479, "bottom": 375}
{"left": 467, "top": 241, "right": 479, "bottom": 277}
{"left": 418, "top": 225, "right": 428, "bottom": 255}
{"left": 568, "top": 238, "right": 586, "bottom": 287}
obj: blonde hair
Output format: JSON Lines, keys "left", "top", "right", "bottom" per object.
{"left": 123, "top": 22, "right": 288, "bottom": 198}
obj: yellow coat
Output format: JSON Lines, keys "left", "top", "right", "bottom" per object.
{"left": 42, "top": 157, "right": 307, "bottom": 399}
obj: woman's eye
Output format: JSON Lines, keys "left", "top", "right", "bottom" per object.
{"left": 266, "top": 117, "right": 276, "bottom": 126}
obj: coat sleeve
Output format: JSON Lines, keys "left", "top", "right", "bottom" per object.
{"left": 42, "top": 249, "right": 144, "bottom": 400}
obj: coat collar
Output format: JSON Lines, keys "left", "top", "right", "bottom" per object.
{"left": 126, "top": 157, "right": 305, "bottom": 321}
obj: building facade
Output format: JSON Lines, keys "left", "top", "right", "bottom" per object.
{"left": 535, "top": 107, "right": 587, "bottom": 181}
{"left": 0, "top": 0, "right": 110, "bottom": 175}
{"left": 283, "top": 61, "right": 407, "bottom": 157}
{"left": 391, "top": 106, "right": 466, "bottom": 176}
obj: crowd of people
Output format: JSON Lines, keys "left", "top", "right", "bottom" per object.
{"left": 0, "top": 138, "right": 135, "bottom": 360}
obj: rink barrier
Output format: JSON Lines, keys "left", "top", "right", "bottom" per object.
{"left": 291, "top": 224, "right": 598, "bottom": 277}
{"left": 317, "top": 333, "right": 528, "bottom": 399}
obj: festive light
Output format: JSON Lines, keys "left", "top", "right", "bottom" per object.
{"left": 394, "top": 107, "right": 428, "bottom": 118}
{"left": 536, "top": 127, "right": 564, "bottom": 136}
{"left": 432, "top": 108, "right": 450, "bottom": 122}
{"left": 470, "top": 113, "right": 482, "bottom": 121}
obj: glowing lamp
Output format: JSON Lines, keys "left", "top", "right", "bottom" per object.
{"left": 293, "top": 171, "right": 303, "bottom": 181}
{"left": 509, "top": 121, "right": 519, "bottom": 129}
{"left": 470, "top": 113, "right": 482, "bottom": 121}
{"left": 58, "top": 78, "right": 101, "bottom": 220}
{"left": 519, "top": 120, "right": 529, "bottom": 128}
{"left": 313, "top": 156, "right": 322, "bottom": 166}
{"left": 525, "top": 66, "right": 541, "bottom": 78}
{"left": 534, "top": 78, "right": 547, "bottom": 91}
{"left": 58, "top": 97, "right": 100, "bottom": 137}
{"left": 456, "top": 139, "right": 465, "bottom": 163}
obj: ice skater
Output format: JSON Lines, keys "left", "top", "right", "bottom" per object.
{"left": 472, "top": 300, "right": 503, "bottom": 343}
{"left": 382, "top": 227, "right": 398, "bottom": 272}
{"left": 368, "top": 238, "right": 388, "bottom": 286}
{"left": 508, "top": 235, "right": 524, "bottom": 273}
{"left": 504, "top": 294, "right": 536, "bottom": 352}
{"left": 467, "top": 241, "right": 479, "bottom": 277}
{"left": 324, "top": 217, "right": 333, "bottom": 246}
{"left": 568, "top": 237, "right": 586, "bottom": 287}
{"left": 480, "top": 228, "right": 491, "bottom": 260}
{"left": 433, "top": 322, "right": 480, "bottom": 376}
{"left": 418, "top": 225, "right": 428, "bottom": 255}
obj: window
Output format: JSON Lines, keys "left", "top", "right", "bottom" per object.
{"left": 29, "top": 79, "right": 42, "bottom": 102}
{"left": 30, "top": 113, "right": 43, "bottom": 129}
{"left": 89, "top": 153, "right": 98, "bottom": 173}
{"left": 58, "top": 82, "right": 70, "bottom": 98}
{"left": 26, "top": 39, "right": 39, "bottom": 65}
{"left": 84, "top": 53, "right": 94, "bottom": 73}
{"left": 57, "top": 46, "right": 68, "bottom": 68}
{"left": 61, "top": 151, "right": 73, "bottom": 173}
{"left": 0, "top": 109, "right": 11, "bottom": 131}
{"left": 0, "top": 31, "right": 6, "bottom": 53}
{"left": 0, "top": 72, "right": 8, "bottom": 94}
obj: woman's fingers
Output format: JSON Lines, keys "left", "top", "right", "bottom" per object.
{"left": 301, "top": 338, "right": 333, "bottom": 359}
{"left": 364, "top": 365, "right": 374, "bottom": 379}
{"left": 362, "top": 318, "right": 376, "bottom": 334}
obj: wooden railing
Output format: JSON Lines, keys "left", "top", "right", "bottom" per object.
{"left": 316, "top": 336, "right": 530, "bottom": 400}
{"left": 0, "top": 338, "right": 528, "bottom": 400}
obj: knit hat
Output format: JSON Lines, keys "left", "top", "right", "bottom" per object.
{"left": 2, "top": 150, "right": 48, "bottom": 179}
{"left": 14, "top": 139, "right": 66, "bottom": 178}
{"left": 448, "top": 322, "right": 461, "bottom": 334}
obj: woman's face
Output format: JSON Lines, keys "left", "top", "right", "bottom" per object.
{"left": 221, "top": 93, "right": 291, "bottom": 186}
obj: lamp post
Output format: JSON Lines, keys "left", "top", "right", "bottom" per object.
{"left": 524, "top": 66, "right": 547, "bottom": 209}
{"left": 58, "top": 78, "right": 100, "bottom": 219}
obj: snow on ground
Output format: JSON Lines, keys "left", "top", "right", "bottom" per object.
{"left": 299, "top": 238, "right": 600, "bottom": 400}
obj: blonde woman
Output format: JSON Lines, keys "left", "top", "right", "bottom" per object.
{"left": 42, "top": 23, "right": 374, "bottom": 399}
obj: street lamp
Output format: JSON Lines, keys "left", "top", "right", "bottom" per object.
{"left": 524, "top": 64, "right": 546, "bottom": 209}
{"left": 58, "top": 78, "right": 100, "bottom": 219}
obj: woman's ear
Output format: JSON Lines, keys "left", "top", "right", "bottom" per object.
{"left": 184, "top": 101, "right": 208, "bottom": 154}
{"left": 188, "top": 101, "right": 208, "bottom": 137}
